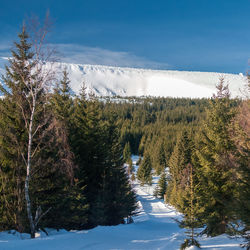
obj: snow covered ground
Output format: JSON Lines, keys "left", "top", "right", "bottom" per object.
{"left": 0, "top": 156, "right": 244, "bottom": 250}
{"left": 0, "top": 57, "right": 247, "bottom": 98}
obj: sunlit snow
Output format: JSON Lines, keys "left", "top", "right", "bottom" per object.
{"left": 0, "top": 57, "right": 247, "bottom": 98}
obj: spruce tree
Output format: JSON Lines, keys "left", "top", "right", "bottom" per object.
{"left": 71, "top": 89, "right": 108, "bottom": 228}
{"left": 0, "top": 90, "right": 27, "bottom": 232}
{"left": 123, "top": 142, "right": 132, "bottom": 163}
{"left": 137, "top": 152, "right": 153, "bottom": 185}
{"left": 230, "top": 85, "right": 250, "bottom": 248}
{"left": 95, "top": 118, "right": 137, "bottom": 225}
{"left": 127, "top": 157, "right": 134, "bottom": 175}
{"left": 179, "top": 164, "right": 201, "bottom": 250}
{"left": 195, "top": 79, "right": 236, "bottom": 236}
{"left": 155, "top": 141, "right": 166, "bottom": 175}
{"left": 166, "top": 129, "right": 193, "bottom": 208}
{"left": 48, "top": 72, "right": 88, "bottom": 230}
{"left": 50, "top": 69, "right": 74, "bottom": 124}
{"left": 154, "top": 172, "right": 167, "bottom": 199}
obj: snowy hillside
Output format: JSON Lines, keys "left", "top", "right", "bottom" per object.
{"left": 0, "top": 57, "right": 246, "bottom": 98}
{"left": 0, "top": 156, "right": 243, "bottom": 250}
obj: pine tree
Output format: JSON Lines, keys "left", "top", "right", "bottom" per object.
{"left": 47, "top": 72, "right": 88, "bottom": 230}
{"left": 195, "top": 79, "right": 236, "bottom": 236}
{"left": 131, "top": 172, "right": 136, "bottom": 182}
{"left": 138, "top": 135, "right": 146, "bottom": 155}
{"left": 166, "top": 129, "right": 193, "bottom": 209}
{"left": 179, "top": 164, "right": 201, "bottom": 250}
{"left": 229, "top": 83, "right": 250, "bottom": 248}
{"left": 137, "top": 152, "right": 152, "bottom": 185}
{"left": 95, "top": 118, "right": 137, "bottom": 225}
{"left": 0, "top": 91, "right": 27, "bottom": 232}
{"left": 154, "top": 172, "right": 167, "bottom": 199}
{"left": 50, "top": 69, "right": 74, "bottom": 124}
{"left": 127, "top": 157, "right": 134, "bottom": 175}
{"left": 123, "top": 142, "right": 132, "bottom": 163}
{"left": 155, "top": 141, "right": 166, "bottom": 175}
{"left": 71, "top": 89, "right": 109, "bottom": 228}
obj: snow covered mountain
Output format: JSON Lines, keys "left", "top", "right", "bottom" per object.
{"left": 0, "top": 57, "right": 246, "bottom": 98}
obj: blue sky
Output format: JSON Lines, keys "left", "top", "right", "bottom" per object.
{"left": 0, "top": 0, "right": 250, "bottom": 73}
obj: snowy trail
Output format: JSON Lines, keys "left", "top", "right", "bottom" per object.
{"left": 134, "top": 182, "right": 181, "bottom": 223}
{"left": 0, "top": 159, "right": 244, "bottom": 249}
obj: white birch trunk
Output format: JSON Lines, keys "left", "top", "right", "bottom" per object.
{"left": 24, "top": 96, "right": 36, "bottom": 238}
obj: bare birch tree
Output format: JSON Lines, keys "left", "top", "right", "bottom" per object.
{"left": 23, "top": 16, "right": 56, "bottom": 238}
{"left": 10, "top": 15, "right": 56, "bottom": 238}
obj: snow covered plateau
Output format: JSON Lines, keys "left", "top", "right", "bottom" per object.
{"left": 0, "top": 57, "right": 247, "bottom": 98}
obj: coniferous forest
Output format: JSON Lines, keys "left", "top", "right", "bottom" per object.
{"left": 0, "top": 26, "right": 249, "bottom": 249}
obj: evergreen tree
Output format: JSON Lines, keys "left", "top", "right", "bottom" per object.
{"left": 166, "top": 130, "right": 193, "bottom": 209}
{"left": 229, "top": 84, "right": 250, "bottom": 248}
{"left": 0, "top": 89, "right": 27, "bottom": 232}
{"left": 95, "top": 118, "right": 137, "bottom": 225}
{"left": 156, "top": 141, "right": 166, "bottom": 175}
{"left": 154, "top": 172, "right": 167, "bottom": 199}
{"left": 195, "top": 80, "right": 236, "bottom": 236}
{"left": 123, "top": 142, "right": 132, "bottom": 163}
{"left": 50, "top": 69, "right": 74, "bottom": 124}
{"left": 179, "top": 164, "right": 201, "bottom": 250}
{"left": 127, "top": 157, "right": 134, "bottom": 175}
{"left": 48, "top": 73, "right": 88, "bottom": 230}
{"left": 131, "top": 172, "right": 136, "bottom": 182}
{"left": 138, "top": 135, "right": 146, "bottom": 155}
{"left": 137, "top": 152, "right": 152, "bottom": 185}
{"left": 71, "top": 91, "right": 106, "bottom": 228}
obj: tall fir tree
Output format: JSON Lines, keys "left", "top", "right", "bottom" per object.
{"left": 123, "top": 142, "right": 132, "bottom": 163}
{"left": 179, "top": 164, "right": 201, "bottom": 250}
{"left": 156, "top": 141, "right": 166, "bottom": 175}
{"left": 166, "top": 129, "right": 193, "bottom": 209}
{"left": 137, "top": 152, "right": 153, "bottom": 185}
{"left": 0, "top": 87, "right": 27, "bottom": 232}
{"left": 50, "top": 69, "right": 74, "bottom": 124}
{"left": 94, "top": 116, "right": 137, "bottom": 225}
{"left": 229, "top": 83, "right": 250, "bottom": 248}
{"left": 195, "top": 79, "right": 236, "bottom": 236}
{"left": 71, "top": 88, "right": 109, "bottom": 228}
{"left": 48, "top": 72, "right": 88, "bottom": 230}
{"left": 154, "top": 172, "right": 167, "bottom": 199}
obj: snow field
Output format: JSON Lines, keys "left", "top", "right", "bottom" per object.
{"left": 0, "top": 57, "right": 247, "bottom": 99}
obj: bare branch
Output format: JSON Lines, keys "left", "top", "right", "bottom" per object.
{"left": 35, "top": 207, "right": 52, "bottom": 227}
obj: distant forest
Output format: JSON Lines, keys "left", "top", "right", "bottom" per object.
{"left": 102, "top": 96, "right": 210, "bottom": 167}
